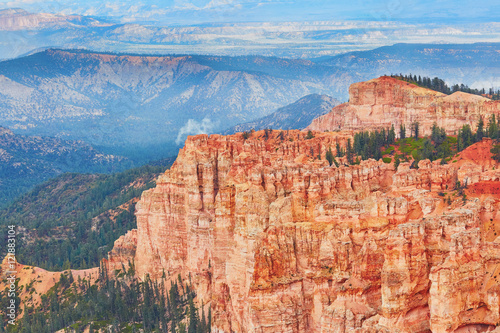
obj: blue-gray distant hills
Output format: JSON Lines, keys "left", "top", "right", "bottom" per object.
{"left": 223, "top": 94, "right": 339, "bottom": 134}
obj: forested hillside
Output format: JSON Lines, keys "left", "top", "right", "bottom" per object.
{"left": 1, "top": 268, "right": 210, "bottom": 333}
{"left": 0, "top": 159, "right": 173, "bottom": 271}
{"left": 0, "top": 126, "right": 131, "bottom": 207}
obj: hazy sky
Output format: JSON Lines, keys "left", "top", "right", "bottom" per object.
{"left": 0, "top": 0, "right": 499, "bottom": 25}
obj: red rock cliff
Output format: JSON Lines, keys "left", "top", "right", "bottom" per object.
{"left": 306, "top": 76, "right": 500, "bottom": 136}
{"left": 106, "top": 128, "right": 500, "bottom": 332}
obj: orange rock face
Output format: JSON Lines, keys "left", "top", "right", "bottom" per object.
{"left": 106, "top": 128, "right": 500, "bottom": 332}
{"left": 306, "top": 76, "right": 500, "bottom": 136}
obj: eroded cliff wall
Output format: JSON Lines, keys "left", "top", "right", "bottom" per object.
{"left": 106, "top": 127, "right": 500, "bottom": 332}
{"left": 306, "top": 76, "right": 500, "bottom": 136}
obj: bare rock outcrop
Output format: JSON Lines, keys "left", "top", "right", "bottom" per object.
{"left": 306, "top": 76, "right": 500, "bottom": 136}
{"left": 106, "top": 127, "right": 500, "bottom": 332}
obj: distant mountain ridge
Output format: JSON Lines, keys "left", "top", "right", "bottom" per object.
{"left": 0, "top": 8, "right": 112, "bottom": 31}
{"left": 0, "top": 8, "right": 499, "bottom": 60}
{"left": 0, "top": 49, "right": 354, "bottom": 157}
{"left": 223, "top": 94, "right": 339, "bottom": 134}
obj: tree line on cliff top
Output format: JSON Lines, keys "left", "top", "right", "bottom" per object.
{"left": 241, "top": 115, "right": 500, "bottom": 169}
{"left": 391, "top": 74, "right": 500, "bottom": 100}
{"left": 1, "top": 265, "right": 210, "bottom": 333}
{"left": 325, "top": 114, "right": 500, "bottom": 168}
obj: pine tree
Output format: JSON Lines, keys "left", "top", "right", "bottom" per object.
{"left": 346, "top": 139, "right": 354, "bottom": 165}
{"left": 412, "top": 122, "right": 419, "bottom": 139}
{"left": 187, "top": 296, "right": 199, "bottom": 333}
{"left": 208, "top": 306, "right": 212, "bottom": 331}
{"left": 421, "top": 138, "right": 433, "bottom": 160}
{"left": 431, "top": 122, "right": 439, "bottom": 143}
{"left": 169, "top": 281, "right": 180, "bottom": 331}
{"left": 400, "top": 124, "right": 406, "bottom": 140}
{"left": 394, "top": 154, "right": 400, "bottom": 170}
{"left": 399, "top": 139, "right": 407, "bottom": 160}
{"left": 335, "top": 142, "right": 343, "bottom": 157}
{"left": 326, "top": 147, "right": 334, "bottom": 166}
{"left": 488, "top": 114, "right": 498, "bottom": 139}
{"left": 354, "top": 132, "right": 362, "bottom": 154}
{"left": 477, "top": 116, "right": 485, "bottom": 141}
{"left": 460, "top": 124, "right": 473, "bottom": 148}
{"left": 63, "top": 259, "right": 71, "bottom": 271}
{"left": 200, "top": 304, "right": 207, "bottom": 333}
{"left": 457, "top": 129, "right": 464, "bottom": 152}
{"left": 388, "top": 125, "right": 396, "bottom": 144}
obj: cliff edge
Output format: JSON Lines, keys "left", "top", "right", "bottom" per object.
{"left": 306, "top": 76, "right": 500, "bottom": 136}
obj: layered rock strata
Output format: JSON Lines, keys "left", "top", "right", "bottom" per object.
{"left": 106, "top": 129, "right": 500, "bottom": 332}
{"left": 306, "top": 76, "right": 500, "bottom": 136}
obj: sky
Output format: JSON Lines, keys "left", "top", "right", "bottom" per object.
{"left": 0, "top": 0, "right": 499, "bottom": 25}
